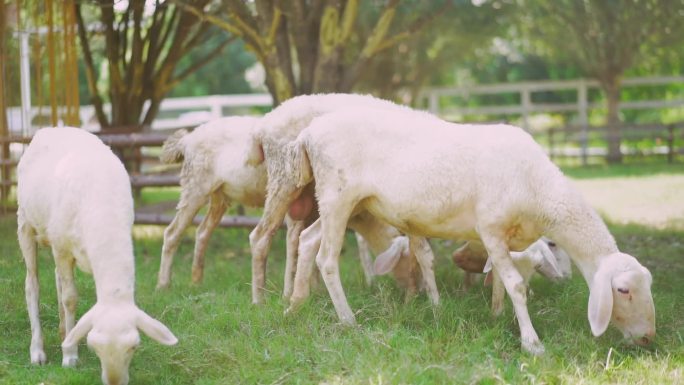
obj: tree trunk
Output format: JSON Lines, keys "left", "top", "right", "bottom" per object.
{"left": 603, "top": 78, "right": 623, "bottom": 164}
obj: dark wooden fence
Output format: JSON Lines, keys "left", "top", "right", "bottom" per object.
{"left": 547, "top": 122, "right": 684, "bottom": 165}
{"left": 1, "top": 122, "right": 682, "bottom": 217}
{"left": 0, "top": 128, "right": 263, "bottom": 228}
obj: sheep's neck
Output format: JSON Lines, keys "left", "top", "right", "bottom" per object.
{"left": 89, "top": 242, "right": 136, "bottom": 304}
{"left": 549, "top": 200, "right": 617, "bottom": 286}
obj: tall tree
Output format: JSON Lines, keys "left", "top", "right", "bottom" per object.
{"left": 521, "top": 0, "right": 684, "bottom": 163}
{"left": 174, "top": 0, "right": 451, "bottom": 105}
{"left": 74, "top": 0, "right": 234, "bottom": 131}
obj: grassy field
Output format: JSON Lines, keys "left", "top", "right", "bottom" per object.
{"left": 1, "top": 164, "right": 683, "bottom": 384}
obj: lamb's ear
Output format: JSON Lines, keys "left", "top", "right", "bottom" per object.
{"left": 62, "top": 308, "right": 95, "bottom": 348}
{"left": 245, "top": 136, "right": 265, "bottom": 166}
{"left": 535, "top": 247, "right": 563, "bottom": 280}
{"left": 136, "top": 309, "right": 178, "bottom": 346}
{"left": 373, "top": 238, "right": 406, "bottom": 275}
{"left": 588, "top": 267, "right": 614, "bottom": 337}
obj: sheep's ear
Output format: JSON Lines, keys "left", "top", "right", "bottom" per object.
{"left": 62, "top": 308, "right": 95, "bottom": 348}
{"left": 483, "top": 271, "right": 494, "bottom": 286}
{"left": 373, "top": 240, "right": 405, "bottom": 275}
{"left": 588, "top": 267, "right": 614, "bottom": 337}
{"left": 245, "top": 137, "right": 264, "bottom": 166}
{"left": 136, "top": 309, "right": 178, "bottom": 346}
{"left": 535, "top": 248, "right": 563, "bottom": 280}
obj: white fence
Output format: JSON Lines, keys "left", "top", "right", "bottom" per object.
{"left": 419, "top": 75, "right": 684, "bottom": 131}
{"left": 6, "top": 76, "right": 684, "bottom": 135}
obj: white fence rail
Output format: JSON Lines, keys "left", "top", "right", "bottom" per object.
{"left": 6, "top": 76, "right": 683, "bottom": 136}
{"left": 420, "top": 75, "right": 684, "bottom": 131}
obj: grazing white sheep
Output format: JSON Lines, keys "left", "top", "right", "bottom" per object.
{"left": 17, "top": 127, "right": 178, "bottom": 385}
{"left": 154, "top": 116, "right": 376, "bottom": 299}
{"left": 280, "top": 100, "right": 654, "bottom": 355}
{"left": 247, "top": 94, "right": 432, "bottom": 305}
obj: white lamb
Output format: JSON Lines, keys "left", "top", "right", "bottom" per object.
{"left": 17, "top": 127, "right": 178, "bottom": 385}
{"left": 155, "top": 116, "right": 381, "bottom": 297}
{"left": 374, "top": 236, "right": 570, "bottom": 313}
{"left": 278, "top": 98, "right": 654, "bottom": 355}
{"left": 247, "top": 94, "right": 436, "bottom": 305}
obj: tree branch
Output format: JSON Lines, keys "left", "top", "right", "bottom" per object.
{"left": 74, "top": 3, "right": 109, "bottom": 127}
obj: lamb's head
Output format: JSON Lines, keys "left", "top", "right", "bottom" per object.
{"left": 62, "top": 303, "right": 178, "bottom": 385}
{"left": 588, "top": 253, "right": 655, "bottom": 346}
{"left": 542, "top": 237, "right": 572, "bottom": 279}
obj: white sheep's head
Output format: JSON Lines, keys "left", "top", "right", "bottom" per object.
{"left": 62, "top": 303, "right": 178, "bottom": 385}
{"left": 588, "top": 253, "right": 655, "bottom": 346}
{"left": 524, "top": 237, "right": 572, "bottom": 281}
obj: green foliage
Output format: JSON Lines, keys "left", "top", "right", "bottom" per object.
{"left": 169, "top": 39, "right": 255, "bottom": 98}
{"left": 2, "top": 182, "right": 683, "bottom": 384}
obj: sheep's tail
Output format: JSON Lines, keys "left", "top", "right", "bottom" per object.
{"left": 160, "top": 129, "right": 189, "bottom": 164}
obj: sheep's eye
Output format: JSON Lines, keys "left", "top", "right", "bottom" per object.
{"left": 547, "top": 241, "right": 556, "bottom": 247}
{"left": 617, "top": 288, "right": 630, "bottom": 294}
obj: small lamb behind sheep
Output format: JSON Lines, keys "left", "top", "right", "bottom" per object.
{"left": 154, "top": 116, "right": 377, "bottom": 297}
{"left": 280, "top": 98, "right": 654, "bottom": 355}
{"left": 17, "top": 127, "right": 177, "bottom": 385}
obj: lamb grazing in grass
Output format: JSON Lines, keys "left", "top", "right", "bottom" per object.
{"left": 17, "top": 127, "right": 177, "bottom": 385}
{"left": 281, "top": 98, "right": 654, "bottom": 355}
{"left": 373, "top": 235, "right": 570, "bottom": 313}
{"left": 154, "top": 116, "right": 376, "bottom": 298}
{"left": 248, "top": 94, "right": 435, "bottom": 305}
{"left": 451, "top": 237, "right": 571, "bottom": 315}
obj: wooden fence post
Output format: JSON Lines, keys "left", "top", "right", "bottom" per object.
{"left": 667, "top": 124, "right": 675, "bottom": 164}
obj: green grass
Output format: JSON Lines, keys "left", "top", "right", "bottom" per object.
{"left": 1, "top": 212, "right": 683, "bottom": 385}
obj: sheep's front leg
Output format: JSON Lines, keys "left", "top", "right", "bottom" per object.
{"left": 157, "top": 196, "right": 208, "bottom": 289}
{"left": 317, "top": 214, "right": 356, "bottom": 325}
{"left": 355, "top": 232, "right": 374, "bottom": 287}
{"left": 481, "top": 231, "right": 544, "bottom": 355}
{"left": 283, "top": 217, "right": 306, "bottom": 300}
{"left": 191, "top": 192, "right": 227, "bottom": 284}
{"left": 18, "top": 220, "right": 46, "bottom": 365}
{"left": 409, "top": 236, "right": 440, "bottom": 306}
{"left": 490, "top": 270, "right": 506, "bottom": 317}
{"left": 286, "top": 219, "right": 321, "bottom": 313}
{"left": 54, "top": 251, "right": 79, "bottom": 367}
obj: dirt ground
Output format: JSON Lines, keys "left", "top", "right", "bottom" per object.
{"left": 571, "top": 174, "right": 684, "bottom": 230}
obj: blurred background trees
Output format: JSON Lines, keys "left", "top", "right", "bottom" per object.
{"left": 1, "top": 0, "right": 683, "bottom": 163}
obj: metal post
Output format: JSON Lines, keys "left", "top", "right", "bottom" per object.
{"left": 521, "top": 88, "right": 531, "bottom": 132}
{"left": 578, "top": 79, "right": 589, "bottom": 166}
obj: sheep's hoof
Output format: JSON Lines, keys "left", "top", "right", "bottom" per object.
{"left": 30, "top": 350, "right": 47, "bottom": 365}
{"left": 62, "top": 355, "right": 79, "bottom": 367}
{"left": 522, "top": 340, "right": 545, "bottom": 356}
{"left": 155, "top": 281, "right": 171, "bottom": 291}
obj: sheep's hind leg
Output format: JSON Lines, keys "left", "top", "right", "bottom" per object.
{"left": 54, "top": 250, "right": 79, "bottom": 367}
{"left": 191, "top": 192, "right": 227, "bottom": 284}
{"left": 355, "top": 232, "right": 374, "bottom": 287}
{"left": 316, "top": 209, "right": 356, "bottom": 325}
{"left": 481, "top": 230, "right": 544, "bottom": 355}
{"left": 490, "top": 270, "right": 506, "bottom": 317}
{"left": 283, "top": 217, "right": 306, "bottom": 300}
{"left": 250, "top": 182, "right": 302, "bottom": 304}
{"left": 18, "top": 219, "right": 46, "bottom": 365}
{"left": 286, "top": 219, "right": 321, "bottom": 314}
{"left": 157, "top": 195, "right": 207, "bottom": 289}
